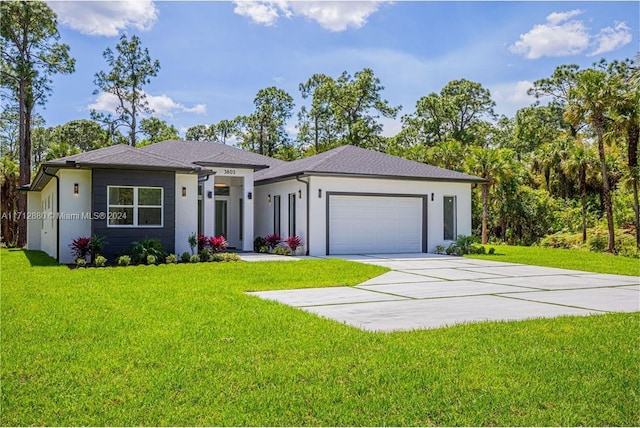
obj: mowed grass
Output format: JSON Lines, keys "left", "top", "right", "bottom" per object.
{"left": 467, "top": 244, "right": 640, "bottom": 276}
{"left": 2, "top": 249, "right": 639, "bottom": 426}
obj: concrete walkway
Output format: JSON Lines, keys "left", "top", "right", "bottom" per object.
{"left": 249, "top": 254, "right": 639, "bottom": 332}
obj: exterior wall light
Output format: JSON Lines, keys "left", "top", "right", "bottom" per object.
{"left": 247, "top": 192, "right": 252, "bottom": 200}
{"left": 268, "top": 194, "right": 271, "bottom": 204}
{"left": 207, "top": 191, "right": 213, "bottom": 199}
{"left": 73, "top": 183, "right": 79, "bottom": 195}
{"left": 298, "top": 189, "right": 302, "bottom": 199}
{"left": 431, "top": 192, "right": 434, "bottom": 201}
{"left": 318, "top": 189, "right": 322, "bottom": 198}
{"left": 182, "top": 187, "right": 187, "bottom": 197}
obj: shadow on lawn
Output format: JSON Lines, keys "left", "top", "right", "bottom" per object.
{"left": 17, "top": 249, "right": 61, "bottom": 267}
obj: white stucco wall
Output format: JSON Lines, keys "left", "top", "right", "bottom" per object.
{"left": 39, "top": 178, "right": 57, "bottom": 260}
{"left": 254, "top": 179, "right": 308, "bottom": 251}
{"left": 58, "top": 169, "right": 92, "bottom": 264}
{"left": 257, "top": 175, "right": 472, "bottom": 256}
{"left": 202, "top": 168, "right": 254, "bottom": 251}
{"left": 26, "top": 191, "right": 42, "bottom": 251}
{"left": 175, "top": 174, "right": 198, "bottom": 256}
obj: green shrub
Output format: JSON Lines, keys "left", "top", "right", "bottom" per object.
{"left": 273, "top": 246, "right": 291, "bottom": 256}
{"left": 435, "top": 245, "right": 445, "bottom": 255}
{"left": 258, "top": 245, "right": 270, "bottom": 254}
{"left": 188, "top": 233, "right": 198, "bottom": 255}
{"left": 94, "top": 255, "right": 107, "bottom": 267}
{"left": 165, "top": 254, "right": 178, "bottom": 264}
{"left": 75, "top": 258, "right": 87, "bottom": 268}
{"left": 540, "top": 232, "right": 584, "bottom": 249}
{"left": 117, "top": 255, "right": 131, "bottom": 267}
{"left": 199, "top": 249, "right": 212, "bottom": 262}
{"left": 129, "top": 238, "right": 166, "bottom": 264}
{"left": 615, "top": 233, "right": 638, "bottom": 258}
{"left": 588, "top": 229, "right": 608, "bottom": 252}
{"left": 189, "top": 254, "right": 199, "bottom": 263}
{"left": 180, "top": 252, "right": 191, "bottom": 263}
{"left": 488, "top": 247, "right": 496, "bottom": 255}
{"left": 146, "top": 254, "right": 157, "bottom": 265}
{"left": 221, "top": 253, "right": 241, "bottom": 262}
{"left": 254, "top": 236, "right": 266, "bottom": 252}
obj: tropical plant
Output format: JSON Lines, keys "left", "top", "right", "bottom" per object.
{"left": 128, "top": 238, "right": 166, "bottom": 264}
{"left": 254, "top": 236, "right": 266, "bottom": 252}
{"left": 189, "top": 254, "right": 199, "bottom": 263}
{"left": 165, "top": 254, "right": 178, "bottom": 264}
{"left": 117, "top": 255, "right": 131, "bottom": 266}
{"left": 273, "top": 246, "right": 291, "bottom": 256}
{"left": 264, "top": 234, "right": 281, "bottom": 249}
{"left": 146, "top": 254, "right": 157, "bottom": 265}
{"left": 180, "top": 252, "right": 191, "bottom": 263}
{"left": 69, "top": 236, "right": 92, "bottom": 259}
{"left": 208, "top": 235, "right": 228, "bottom": 253}
{"left": 285, "top": 235, "right": 302, "bottom": 252}
{"left": 94, "top": 255, "right": 107, "bottom": 267}
{"left": 75, "top": 258, "right": 87, "bottom": 268}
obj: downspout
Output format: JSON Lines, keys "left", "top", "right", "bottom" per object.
{"left": 295, "top": 175, "right": 310, "bottom": 256}
{"left": 42, "top": 168, "right": 60, "bottom": 263}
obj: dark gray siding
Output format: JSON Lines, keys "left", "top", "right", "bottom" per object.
{"left": 92, "top": 169, "right": 175, "bottom": 260}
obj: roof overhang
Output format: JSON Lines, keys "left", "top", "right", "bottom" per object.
{"left": 255, "top": 171, "right": 488, "bottom": 186}
{"left": 194, "top": 161, "right": 270, "bottom": 171}
{"left": 29, "top": 163, "right": 212, "bottom": 192}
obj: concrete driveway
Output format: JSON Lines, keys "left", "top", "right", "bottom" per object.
{"left": 249, "top": 254, "right": 640, "bottom": 332}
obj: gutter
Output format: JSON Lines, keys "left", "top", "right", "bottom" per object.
{"left": 295, "top": 175, "right": 310, "bottom": 256}
{"left": 42, "top": 167, "right": 60, "bottom": 263}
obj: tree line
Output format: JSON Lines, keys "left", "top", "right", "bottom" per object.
{"left": 1, "top": 1, "right": 638, "bottom": 255}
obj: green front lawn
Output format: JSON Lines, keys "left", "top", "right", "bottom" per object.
{"left": 466, "top": 244, "right": 640, "bottom": 276}
{"left": 1, "top": 249, "right": 639, "bottom": 426}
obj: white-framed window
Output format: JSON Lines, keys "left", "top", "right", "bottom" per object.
{"left": 107, "top": 186, "right": 163, "bottom": 227}
{"left": 288, "top": 193, "right": 296, "bottom": 237}
{"left": 273, "top": 195, "right": 281, "bottom": 236}
{"left": 443, "top": 196, "right": 457, "bottom": 241}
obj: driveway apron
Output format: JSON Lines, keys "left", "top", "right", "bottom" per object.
{"left": 249, "top": 254, "right": 640, "bottom": 332}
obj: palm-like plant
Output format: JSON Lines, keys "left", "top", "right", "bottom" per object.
{"left": 466, "top": 146, "right": 507, "bottom": 244}
{"left": 566, "top": 65, "right": 617, "bottom": 252}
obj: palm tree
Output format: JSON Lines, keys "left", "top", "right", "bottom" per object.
{"left": 466, "top": 146, "right": 506, "bottom": 244}
{"left": 566, "top": 65, "right": 616, "bottom": 252}
{"left": 561, "top": 137, "right": 598, "bottom": 242}
{"left": 608, "top": 59, "right": 640, "bottom": 249}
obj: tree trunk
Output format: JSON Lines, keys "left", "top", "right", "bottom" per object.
{"left": 633, "top": 177, "right": 640, "bottom": 250}
{"left": 481, "top": 183, "right": 489, "bottom": 245}
{"left": 595, "top": 124, "right": 615, "bottom": 252}
{"left": 580, "top": 165, "right": 587, "bottom": 243}
{"left": 17, "top": 78, "right": 29, "bottom": 247}
{"left": 628, "top": 122, "right": 639, "bottom": 250}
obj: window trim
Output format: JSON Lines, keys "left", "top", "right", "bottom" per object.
{"left": 443, "top": 195, "right": 457, "bottom": 241}
{"left": 288, "top": 193, "right": 296, "bottom": 237}
{"left": 273, "top": 195, "right": 281, "bottom": 236}
{"left": 107, "top": 185, "right": 164, "bottom": 228}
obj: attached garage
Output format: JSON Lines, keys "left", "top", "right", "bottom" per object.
{"left": 327, "top": 193, "right": 427, "bottom": 254}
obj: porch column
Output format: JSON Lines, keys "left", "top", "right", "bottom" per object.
{"left": 242, "top": 175, "right": 254, "bottom": 251}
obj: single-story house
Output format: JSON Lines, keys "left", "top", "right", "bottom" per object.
{"left": 25, "top": 140, "right": 483, "bottom": 263}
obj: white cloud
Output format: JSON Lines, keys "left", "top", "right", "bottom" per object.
{"left": 589, "top": 22, "right": 633, "bottom": 56}
{"left": 48, "top": 0, "right": 158, "bottom": 37}
{"left": 89, "top": 91, "right": 206, "bottom": 117}
{"left": 232, "top": 1, "right": 388, "bottom": 32}
{"left": 545, "top": 9, "right": 583, "bottom": 26}
{"left": 510, "top": 10, "right": 633, "bottom": 59}
{"left": 489, "top": 81, "right": 542, "bottom": 117}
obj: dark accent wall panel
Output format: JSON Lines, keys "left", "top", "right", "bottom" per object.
{"left": 92, "top": 169, "right": 175, "bottom": 259}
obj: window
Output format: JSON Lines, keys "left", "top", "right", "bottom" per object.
{"left": 288, "top": 193, "right": 296, "bottom": 237}
{"left": 108, "top": 186, "right": 163, "bottom": 227}
{"left": 273, "top": 195, "right": 281, "bottom": 236}
{"left": 443, "top": 196, "right": 456, "bottom": 241}
{"left": 239, "top": 198, "right": 243, "bottom": 241}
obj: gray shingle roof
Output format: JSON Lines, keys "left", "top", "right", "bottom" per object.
{"left": 255, "top": 145, "right": 484, "bottom": 183}
{"left": 140, "top": 140, "right": 285, "bottom": 170}
{"left": 44, "top": 144, "right": 200, "bottom": 171}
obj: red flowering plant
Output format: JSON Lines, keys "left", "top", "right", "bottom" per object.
{"left": 197, "top": 234, "right": 208, "bottom": 252}
{"left": 264, "top": 233, "right": 281, "bottom": 249}
{"left": 285, "top": 235, "right": 302, "bottom": 252}
{"left": 69, "top": 236, "right": 92, "bottom": 259}
{"left": 208, "top": 235, "right": 228, "bottom": 253}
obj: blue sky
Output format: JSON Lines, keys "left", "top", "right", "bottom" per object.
{"left": 44, "top": 1, "right": 638, "bottom": 138}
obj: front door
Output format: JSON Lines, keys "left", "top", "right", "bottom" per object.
{"left": 215, "top": 200, "right": 227, "bottom": 238}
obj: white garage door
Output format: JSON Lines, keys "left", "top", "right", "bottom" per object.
{"left": 328, "top": 195, "right": 424, "bottom": 254}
